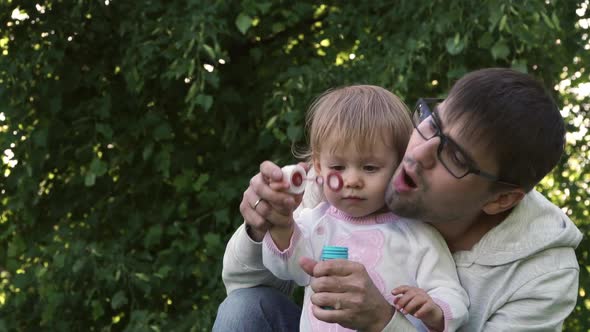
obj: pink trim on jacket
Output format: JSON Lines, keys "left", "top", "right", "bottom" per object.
{"left": 263, "top": 224, "right": 302, "bottom": 260}
{"left": 327, "top": 206, "right": 400, "bottom": 225}
{"left": 432, "top": 298, "right": 453, "bottom": 332}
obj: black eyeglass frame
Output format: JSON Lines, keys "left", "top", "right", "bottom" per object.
{"left": 412, "top": 98, "right": 520, "bottom": 188}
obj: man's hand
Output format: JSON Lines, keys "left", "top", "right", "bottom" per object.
{"left": 300, "top": 257, "right": 395, "bottom": 332}
{"left": 238, "top": 161, "right": 306, "bottom": 241}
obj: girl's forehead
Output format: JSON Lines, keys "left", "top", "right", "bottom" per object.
{"left": 322, "top": 127, "right": 394, "bottom": 145}
{"left": 319, "top": 135, "right": 394, "bottom": 159}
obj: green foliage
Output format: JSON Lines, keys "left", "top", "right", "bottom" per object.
{"left": 0, "top": 0, "right": 588, "bottom": 330}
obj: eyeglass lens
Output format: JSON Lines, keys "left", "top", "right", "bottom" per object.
{"left": 413, "top": 102, "right": 470, "bottom": 178}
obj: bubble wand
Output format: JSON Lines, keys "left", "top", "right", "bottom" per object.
{"left": 281, "top": 165, "right": 343, "bottom": 194}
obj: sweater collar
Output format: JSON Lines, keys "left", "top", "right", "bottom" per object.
{"left": 327, "top": 205, "right": 400, "bottom": 225}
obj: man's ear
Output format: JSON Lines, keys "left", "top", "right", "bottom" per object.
{"left": 482, "top": 189, "right": 526, "bottom": 215}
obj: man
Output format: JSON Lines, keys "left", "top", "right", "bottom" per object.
{"left": 214, "top": 68, "right": 582, "bottom": 331}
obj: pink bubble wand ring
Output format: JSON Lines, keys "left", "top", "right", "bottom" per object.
{"left": 281, "top": 165, "right": 343, "bottom": 194}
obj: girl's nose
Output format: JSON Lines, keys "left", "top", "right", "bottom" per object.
{"left": 344, "top": 169, "right": 363, "bottom": 188}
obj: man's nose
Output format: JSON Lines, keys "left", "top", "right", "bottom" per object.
{"left": 410, "top": 136, "right": 439, "bottom": 170}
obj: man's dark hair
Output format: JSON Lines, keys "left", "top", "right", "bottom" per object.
{"left": 445, "top": 68, "right": 565, "bottom": 192}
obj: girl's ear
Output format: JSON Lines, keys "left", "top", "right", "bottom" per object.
{"left": 482, "top": 189, "right": 525, "bottom": 215}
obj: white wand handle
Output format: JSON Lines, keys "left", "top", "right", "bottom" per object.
{"left": 281, "top": 165, "right": 307, "bottom": 194}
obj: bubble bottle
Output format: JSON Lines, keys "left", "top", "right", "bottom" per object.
{"left": 320, "top": 246, "right": 348, "bottom": 309}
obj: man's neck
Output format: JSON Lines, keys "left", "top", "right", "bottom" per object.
{"left": 434, "top": 211, "right": 510, "bottom": 253}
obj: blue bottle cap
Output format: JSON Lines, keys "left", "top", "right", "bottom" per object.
{"left": 321, "top": 246, "right": 348, "bottom": 261}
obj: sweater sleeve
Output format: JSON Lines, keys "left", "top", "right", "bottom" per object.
{"left": 221, "top": 181, "right": 325, "bottom": 296}
{"left": 482, "top": 267, "right": 579, "bottom": 331}
{"left": 221, "top": 223, "right": 296, "bottom": 295}
{"left": 381, "top": 311, "right": 421, "bottom": 332}
{"left": 410, "top": 222, "right": 469, "bottom": 332}
{"left": 262, "top": 222, "right": 313, "bottom": 286}
{"left": 294, "top": 167, "right": 324, "bottom": 219}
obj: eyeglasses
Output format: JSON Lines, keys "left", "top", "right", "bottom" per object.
{"left": 412, "top": 98, "right": 520, "bottom": 187}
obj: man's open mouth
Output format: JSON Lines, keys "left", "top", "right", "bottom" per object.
{"left": 403, "top": 168, "right": 417, "bottom": 188}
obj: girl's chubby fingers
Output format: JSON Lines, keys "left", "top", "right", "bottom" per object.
{"left": 400, "top": 297, "right": 425, "bottom": 315}
{"left": 391, "top": 285, "right": 411, "bottom": 296}
{"left": 413, "top": 303, "right": 434, "bottom": 319}
{"left": 392, "top": 293, "right": 412, "bottom": 311}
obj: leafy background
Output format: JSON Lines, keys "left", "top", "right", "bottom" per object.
{"left": 0, "top": 1, "right": 588, "bottom": 331}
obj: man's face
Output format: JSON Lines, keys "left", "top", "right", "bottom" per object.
{"left": 385, "top": 100, "right": 499, "bottom": 225}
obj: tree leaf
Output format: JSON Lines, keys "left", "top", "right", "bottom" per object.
{"left": 551, "top": 12, "right": 561, "bottom": 31}
{"left": 257, "top": 2, "right": 272, "bottom": 14}
{"left": 511, "top": 60, "right": 528, "bottom": 73}
{"left": 202, "top": 44, "right": 216, "bottom": 60}
{"left": 192, "top": 173, "right": 210, "bottom": 192}
{"left": 90, "top": 158, "right": 108, "bottom": 176}
{"left": 72, "top": 258, "right": 86, "bottom": 273}
{"left": 111, "top": 291, "right": 128, "bottom": 310}
{"left": 445, "top": 33, "right": 464, "bottom": 55}
{"left": 143, "top": 142, "right": 154, "bottom": 160}
{"left": 32, "top": 127, "right": 48, "bottom": 147}
{"left": 196, "top": 94, "right": 213, "bottom": 112}
{"left": 491, "top": 40, "right": 510, "bottom": 59}
{"left": 144, "top": 224, "right": 163, "bottom": 248}
{"left": 541, "top": 12, "right": 554, "bottom": 29}
{"left": 478, "top": 33, "right": 494, "bottom": 49}
{"left": 235, "top": 13, "right": 253, "bottom": 35}
{"left": 91, "top": 300, "right": 104, "bottom": 320}
{"left": 153, "top": 123, "right": 173, "bottom": 141}
{"left": 96, "top": 123, "right": 113, "bottom": 140}
{"left": 287, "top": 125, "right": 302, "bottom": 141}
{"left": 204, "top": 232, "right": 221, "bottom": 250}
{"left": 84, "top": 172, "right": 96, "bottom": 187}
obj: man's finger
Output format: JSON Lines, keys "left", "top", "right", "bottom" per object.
{"left": 260, "top": 160, "right": 285, "bottom": 182}
{"left": 313, "top": 259, "right": 358, "bottom": 277}
{"left": 251, "top": 175, "right": 296, "bottom": 213}
{"left": 240, "top": 191, "right": 268, "bottom": 229}
{"left": 311, "top": 304, "right": 347, "bottom": 324}
{"left": 299, "top": 256, "right": 318, "bottom": 276}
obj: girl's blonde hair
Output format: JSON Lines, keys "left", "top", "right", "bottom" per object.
{"left": 298, "top": 85, "right": 413, "bottom": 163}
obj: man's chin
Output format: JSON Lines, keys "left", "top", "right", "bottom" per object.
{"left": 385, "top": 190, "right": 406, "bottom": 215}
{"left": 385, "top": 190, "right": 421, "bottom": 219}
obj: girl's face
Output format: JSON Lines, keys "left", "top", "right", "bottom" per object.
{"left": 314, "top": 134, "right": 399, "bottom": 218}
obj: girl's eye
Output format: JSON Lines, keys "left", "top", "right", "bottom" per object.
{"left": 364, "top": 165, "right": 379, "bottom": 172}
{"left": 329, "top": 165, "right": 345, "bottom": 171}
